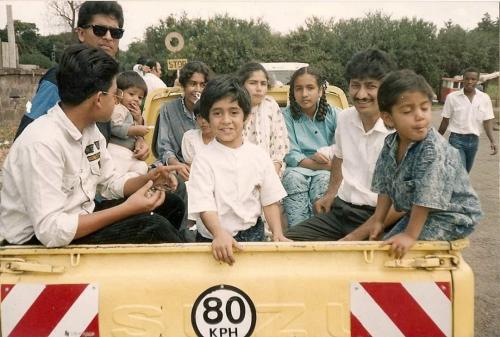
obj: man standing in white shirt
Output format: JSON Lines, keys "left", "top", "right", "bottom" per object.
{"left": 286, "top": 49, "right": 403, "bottom": 241}
{"left": 438, "top": 68, "right": 497, "bottom": 172}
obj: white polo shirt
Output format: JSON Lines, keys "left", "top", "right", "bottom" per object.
{"left": 188, "top": 139, "right": 287, "bottom": 239}
{"left": 333, "top": 107, "right": 393, "bottom": 207}
{"left": 441, "top": 89, "right": 494, "bottom": 136}
{"left": 0, "top": 104, "right": 137, "bottom": 247}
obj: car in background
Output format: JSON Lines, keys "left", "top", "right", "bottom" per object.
{"left": 260, "top": 62, "right": 309, "bottom": 86}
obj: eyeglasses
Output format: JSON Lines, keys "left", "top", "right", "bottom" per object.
{"left": 81, "top": 24, "right": 124, "bottom": 39}
{"left": 102, "top": 90, "right": 123, "bottom": 104}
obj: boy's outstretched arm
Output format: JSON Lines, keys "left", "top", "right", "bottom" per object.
{"left": 383, "top": 205, "right": 429, "bottom": 259}
{"left": 75, "top": 181, "right": 164, "bottom": 239}
{"left": 123, "top": 166, "right": 178, "bottom": 196}
{"left": 263, "top": 202, "right": 291, "bottom": 242}
{"left": 341, "top": 194, "right": 393, "bottom": 241}
{"left": 201, "top": 211, "right": 243, "bottom": 266}
{"left": 314, "top": 155, "right": 343, "bottom": 214}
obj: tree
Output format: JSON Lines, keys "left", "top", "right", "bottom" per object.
{"left": 0, "top": 20, "right": 41, "bottom": 55}
{"left": 37, "top": 32, "right": 77, "bottom": 62}
{"left": 118, "top": 10, "right": 497, "bottom": 93}
{"left": 48, "top": 0, "right": 83, "bottom": 31}
{"left": 436, "top": 22, "right": 467, "bottom": 77}
{"left": 129, "top": 13, "right": 281, "bottom": 78}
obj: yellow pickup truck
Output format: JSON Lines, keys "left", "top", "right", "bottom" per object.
{"left": 0, "top": 86, "right": 474, "bottom": 337}
{"left": 0, "top": 239, "right": 473, "bottom": 336}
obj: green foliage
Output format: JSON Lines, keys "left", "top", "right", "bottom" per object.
{"left": 19, "top": 52, "right": 54, "bottom": 69}
{"left": 1, "top": 20, "right": 75, "bottom": 64}
{"left": 0, "top": 20, "right": 40, "bottom": 54}
{"left": 37, "top": 32, "right": 78, "bottom": 62}
{"left": 3, "top": 11, "right": 498, "bottom": 94}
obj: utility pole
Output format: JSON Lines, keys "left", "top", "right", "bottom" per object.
{"left": 6, "top": 4, "right": 19, "bottom": 68}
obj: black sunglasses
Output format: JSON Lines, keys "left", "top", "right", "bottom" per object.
{"left": 81, "top": 24, "right": 124, "bottom": 39}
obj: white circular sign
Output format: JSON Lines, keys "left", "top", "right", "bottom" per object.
{"left": 164, "top": 31, "right": 184, "bottom": 53}
{"left": 191, "top": 285, "right": 256, "bottom": 337}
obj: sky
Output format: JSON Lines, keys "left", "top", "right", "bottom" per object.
{"left": 1, "top": 0, "right": 498, "bottom": 50}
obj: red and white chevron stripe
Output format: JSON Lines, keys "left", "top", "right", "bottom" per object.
{"left": 350, "top": 282, "right": 451, "bottom": 337}
{"left": 1, "top": 283, "right": 99, "bottom": 337}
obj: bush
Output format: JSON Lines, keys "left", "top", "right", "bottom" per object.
{"left": 19, "top": 53, "right": 54, "bottom": 69}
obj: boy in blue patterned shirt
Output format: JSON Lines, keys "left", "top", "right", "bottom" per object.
{"left": 363, "top": 69, "right": 482, "bottom": 258}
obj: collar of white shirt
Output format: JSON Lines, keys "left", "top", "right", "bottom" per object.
{"left": 51, "top": 103, "right": 84, "bottom": 141}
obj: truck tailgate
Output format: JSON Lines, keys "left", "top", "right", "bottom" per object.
{"left": 0, "top": 240, "right": 473, "bottom": 337}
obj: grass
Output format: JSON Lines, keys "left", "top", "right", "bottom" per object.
{"left": 0, "top": 120, "right": 18, "bottom": 167}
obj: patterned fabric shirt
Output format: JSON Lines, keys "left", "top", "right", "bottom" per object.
{"left": 371, "top": 127, "right": 482, "bottom": 227}
{"left": 243, "top": 96, "right": 289, "bottom": 176}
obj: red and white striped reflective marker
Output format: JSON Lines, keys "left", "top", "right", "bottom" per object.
{"left": 350, "top": 282, "right": 451, "bottom": 337}
{"left": 1, "top": 283, "right": 99, "bottom": 337}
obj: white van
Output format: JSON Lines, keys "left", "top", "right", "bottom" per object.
{"left": 260, "top": 62, "right": 309, "bottom": 86}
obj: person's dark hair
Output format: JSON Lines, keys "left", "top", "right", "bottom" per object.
{"left": 136, "top": 56, "right": 148, "bottom": 65}
{"left": 144, "top": 59, "right": 156, "bottom": 68}
{"left": 193, "top": 101, "right": 201, "bottom": 117}
{"left": 77, "top": 1, "right": 124, "bottom": 28}
{"left": 288, "top": 66, "right": 329, "bottom": 121}
{"left": 345, "top": 48, "right": 397, "bottom": 82}
{"left": 198, "top": 75, "right": 251, "bottom": 121}
{"left": 117, "top": 71, "right": 147, "bottom": 96}
{"left": 236, "top": 62, "right": 270, "bottom": 88}
{"left": 378, "top": 69, "right": 434, "bottom": 114}
{"left": 57, "top": 44, "right": 119, "bottom": 106}
{"left": 144, "top": 58, "right": 159, "bottom": 71}
{"left": 179, "top": 61, "right": 213, "bottom": 87}
{"left": 463, "top": 67, "right": 480, "bottom": 78}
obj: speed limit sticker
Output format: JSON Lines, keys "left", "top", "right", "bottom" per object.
{"left": 191, "top": 284, "right": 256, "bottom": 337}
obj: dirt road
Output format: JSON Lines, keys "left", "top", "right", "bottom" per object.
{"left": 459, "top": 125, "right": 499, "bottom": 337}
{"left": 430, "top": 107, "right": 499, "bottom": 337}
{"left": 0, "top": 108, "right": 498, "bottom": 335}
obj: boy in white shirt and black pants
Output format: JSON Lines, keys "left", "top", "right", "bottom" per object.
{"left": 0, "top": 45, "right": 182, "bottom": 247}
{"left": 188, "top": 75, "right": 289, "bottom": 265}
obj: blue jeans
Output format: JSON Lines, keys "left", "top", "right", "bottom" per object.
{"left": 449, "top": 132, "right": 479, "bottom": 173}
{"left": 196, "top": 218, "right": 265, "bottom": 242}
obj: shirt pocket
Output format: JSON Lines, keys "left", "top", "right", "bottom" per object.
{"left": 453, "top": 105, "right": 468, "bottom": 124}
{"left": 394, "top": 179, "right": 416, "bottom": 211}
{"left": 61, "top": 174, "right": 80, "bottom": 195}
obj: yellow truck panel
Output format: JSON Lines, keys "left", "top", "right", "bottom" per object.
{"left": 0, "top": 240, "right": 473, "bottom": 336}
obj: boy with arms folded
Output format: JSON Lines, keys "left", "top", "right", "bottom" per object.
{"left": 188, "top": 76, "right": 289, "bottom": 265}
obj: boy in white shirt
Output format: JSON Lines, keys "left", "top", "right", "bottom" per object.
{"left": 0, "top": 45, "right": 182, "bottom": 247}
{"left": 188, "top": 75, "right": 289, "bottom": 265}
